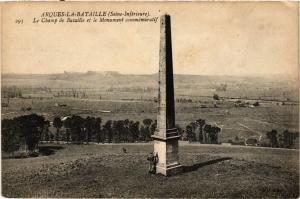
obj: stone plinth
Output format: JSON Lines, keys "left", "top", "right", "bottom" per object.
{"left": 152, "top": 134, "right": 182, "bottom": 176}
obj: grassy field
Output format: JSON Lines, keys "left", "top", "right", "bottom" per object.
{"left": 2, "top": 143, "right": 299, "bottom": 198}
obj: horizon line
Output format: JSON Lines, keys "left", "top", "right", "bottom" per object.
{"left": 1, "top": 71, "right": 297, "bottom": 78}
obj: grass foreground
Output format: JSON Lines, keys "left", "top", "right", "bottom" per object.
{"left": 2, "top": 143, "right": 299, "bottom": 198}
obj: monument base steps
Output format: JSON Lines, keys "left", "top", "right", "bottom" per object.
{"left": 156, "top": 163, "right": 182, "bottom": 176}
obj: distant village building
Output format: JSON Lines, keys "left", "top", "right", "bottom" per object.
{"left": 61, "top": 116, "right": 70, "bottom": 121}
{"left": 245, "top": 137, "right": 259, "bottom": 146}
{"left": 54, "top": 103, "right": 67, "bottom": 107}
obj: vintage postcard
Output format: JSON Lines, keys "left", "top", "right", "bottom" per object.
{"left": 1, "top": 1, "right": 299, "bottom": 198}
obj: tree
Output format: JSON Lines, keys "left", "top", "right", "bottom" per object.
{"left": 42, "top": 120, "right": 50, "bottom": 142}
{"left": 129, "top": 121, "right": 139, "bottom": 142}
{"left": 123, "top": 119, "right": 130, "bottom": 142}
{"left": 142, "top": 119, "right": 153, "bottom": 141}
{"left": 143, "top": 119, "right": 153, "bottom": 126}
{"left": 72, "top": 115, "right": 85, "bottom": 144}
{"left": 63, "top": 117, "right": 72, "bottom": 143}
{"left": 53, "top": 117, "right": 63, "bottom": 143}
{"left": 18, "top": 114, "right": 48, "bottom": 151}
{"left": 266, "top": 129, "right": 278, "bottom": 147}
{"left": 234, "top": 136, "right": 239, "bottom": 143}
{"left": 209, "top": 126, "right": 221, "bottom": 144}
{"left": 189, "top": 122, "right": 197, "bottom": 136}
{"left": 44, "top": 130, "right": 50, "bottom": 142}
{"left": 139, "top": 125, "right": 146, "bottom": 141}
{"left": 186, "top": 125, "right": 196, "bottom": 142}
{"left": 2, "top": 119, "right": 20, "bottom": 153}
{"left": 64, "top": 115, "right": 85, "bottom": 144}
{"left": 95, "top": 117, "right": 102, "bottom": 143}
{"left": 84, "top": 117, "right": 96, "bottom": 144}
{"left": 253, "top": 101, "right": 260, "bottom": 107}
{"left": 103, "top": 120, "right": 113, "bottom": 143}
{"left": 50, "top": 133, "right": 55, "bottom": 142}
{"left": 213, "top": 94, "right": 220, "bottom": 100}
{"left": 277, "top": 133, "right": 284, "bottom": 148}
{"left": 195, "top": 119, "right": 206, "bottom": 143}
{"left": 150, "top": 120, "right": 157, "bottom": 136}
{"left": 113, "top": 120, "right": 125, "bottom": 143}
{"left": 283, "top": 130, "right": 299, "bottom": 148}
{"left": 203, "top": 124, "right": 212, "bottom": 143}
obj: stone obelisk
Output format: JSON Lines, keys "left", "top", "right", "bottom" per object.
{"left": 152, "top": 14, "right": 182, "bottom": 176}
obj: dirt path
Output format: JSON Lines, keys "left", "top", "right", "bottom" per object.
{"left": 1, "top": 111, "right": 17, "bottom": 115}
{"left": 237, "top": 122, "right": 262, "bottom": 136}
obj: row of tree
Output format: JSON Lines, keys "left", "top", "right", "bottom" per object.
{"left": 53, "top": 89, "right": 88, "bottom": 98}
{"left": 106, "top": 86, "right": 156, "bottom": 93}
{"left": 1, "top": 114, "right": 159, "bottom": 154}
{"left": 1, "top": 86, "right": 23, "bottom": 99}
{"left": 266, "top": 129, "right": 299, "bottom": 149}
{"left": 3, "top": 114, "right": 220, "bottom": 154}
{"left": 52, "top": 116, "right": 157, "bottom": 144}
{"left": 52, "top": 115, "right": 156, "bottom": 143}
{"left": 4, "top": 114, "right": 297, "bottom": 155}
{"left": 2, "top": 114, "right": 160, "bottom": 153}
{"left": 183, "top": 119, "right": 221, "bottom": 144}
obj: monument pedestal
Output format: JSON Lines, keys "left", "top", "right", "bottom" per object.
{"left": 152, "top": 128, "right": 182, "bottom": 176}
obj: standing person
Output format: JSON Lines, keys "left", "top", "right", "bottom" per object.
{"left": 147, "top": 153, "right": 159, "bottom": 174}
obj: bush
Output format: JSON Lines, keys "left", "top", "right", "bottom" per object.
{"left": 253, "top": 101, "right": 260, "bottom": 106}
{"left": 213, "top": 94, "right": 220, "bottom": 100}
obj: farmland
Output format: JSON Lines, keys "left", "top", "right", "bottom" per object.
{"left": 1, "top": 72, "right": 299, "bottom": 143}
{"left": 1, "top": 97, "right": 298, "bottom": 143}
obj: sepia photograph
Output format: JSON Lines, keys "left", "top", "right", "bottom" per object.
{"left": 1, "top": 1, "right": 299, "bottom": 198}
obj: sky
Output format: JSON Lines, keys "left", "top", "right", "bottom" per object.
{"left": 2, "top": 2, "right": 299, "bottom": 77}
